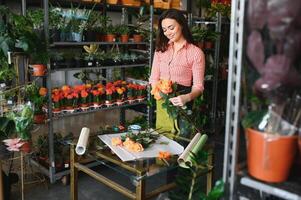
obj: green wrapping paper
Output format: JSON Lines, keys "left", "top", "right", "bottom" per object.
{"left": 178, "top": 134, "right": 208, "bottom": 168}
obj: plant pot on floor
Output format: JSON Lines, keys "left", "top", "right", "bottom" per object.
{"left": 246, "top": 128, "right": 298, "bottom": 183}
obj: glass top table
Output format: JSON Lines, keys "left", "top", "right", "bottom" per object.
{"left": 69, "top": 134, "right": 182, "bottom": 200}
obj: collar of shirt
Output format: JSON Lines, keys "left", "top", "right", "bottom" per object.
{"left": 167, "top": 40, "right": 189, "bottom": 52}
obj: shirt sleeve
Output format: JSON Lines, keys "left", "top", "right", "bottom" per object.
{"left": 149, "top": 51, "right": 160, "bottom": 86}
{"left": 192, "top": 48, "right": 205, "bottom": 92}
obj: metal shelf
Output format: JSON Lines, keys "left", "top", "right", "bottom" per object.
{"left": 51, "top": 64, "right": 147, "bottom": 72}
{"left": 50, "top": 100, "right": 147, "bottom": 119}
{"left": 30, "top": 158, "right": 101, "bottom": 181}
{"left": 50, "top": 41, "right": 148, "bottom": 47}
{"left": 240, "top": 175, "right": 301, "bottom": 200}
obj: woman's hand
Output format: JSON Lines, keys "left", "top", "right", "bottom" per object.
{"left": 169, "top": 94, "right": 191, "bottom": 107}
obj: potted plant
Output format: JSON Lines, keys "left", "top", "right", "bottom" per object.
{"left": 61, "top": 85, "right": 79, "bottom": 112}
{"left": 115, "top": 86, "right": 126, "bottom": 105}
{"left": 25, "top": 83, "right": 47, "bottom": 124}
{"left": 191, "top": 26, "right": 207, "bottom": 49}
{"left": 117, "top": 24, "right": 130, "bottom": 43}
{"left": 51, "top": 88, "right": 62, "bottom": 114}
{"left": 0, "top": 117, "right": 15, "bottom": 157}
{"left": 105, "top": 82, "right": 116, "bottom": 105}
{"left": 0, "top": 57, "right": 15, "bottom": 86}
{"left": 6, "top": 105, "right": 34, "bottom": 152}
{"left": 104, "top": 24, "right": 116, "bottom": 42}
{"left": 204, "top": 30, "right": 219, "bottom": 49}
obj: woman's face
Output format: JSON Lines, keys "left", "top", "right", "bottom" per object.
{"left": 161, "top": 18, "right": 183, "bottom": 43}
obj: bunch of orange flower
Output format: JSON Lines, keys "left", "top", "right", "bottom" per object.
{"left": 61, "top": 85, "right": 79, "bottom": 109}
{"left": 91, "top": 84, "right": 105, "bottom": 105}
{"left": 73, "top": 84, "right": 91, "bottom": 107}
{"left": 105, "top": 82, "right": 117, "bottom": 103}
{"left": 151, "top": 79, "right": 174, "bottom": 100}
{"left": 51, "top": 88, "right": 63, "bottom": 111}
{"left": 111, "top": 137, "right": 144, "bottom": 152}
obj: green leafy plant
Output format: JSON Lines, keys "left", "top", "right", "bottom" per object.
{"left": 27, "top": 8, "right": 44, "bottom": 30}
{"left": 191, "top": 26, "right": 207, "bottom": 42}
{"left": 0, "top": 117, "right": 15, "bottom": 140}
{"left": 0, "top": 57, "right": 15, "bottom": 83}
{"left": 169, "top": 149, "right": 224, "bottom": 200}
{"left": 6, "top": 105, "right": 34, "bottom": 140}
{"left": 120, "top": 129, "right": 160, "bottom": 149}
{"left": 25, "top": 82, "right": 47, "bottom": 114}
{"left": 117, "top": 24, "right": 130, "bottom": 35}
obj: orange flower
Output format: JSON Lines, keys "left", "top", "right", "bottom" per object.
{"left": 39, "top": 87, "right": 47, "bottom": 96}
{"left": 74, "top": 85, "right": 85, "bottom": 92}
{"left": 92, "top": 90, "right": 100, "bottom": 96}
{"left": 111, "top": 137, "right": 123, "bottom": 146}
{"left": 158, "top": 80, "right": 173, "bottom": 94}
{"left": 151, "top": 86, "right": 162, "bottom": 100}
{"left": 61, "top": 85, "right": 71, "bottom": 92}
{"left": 72, "top": 91, "right": 79, "bottom": 98}
{"left": 116, "top": 87, "right": 124, "bottom": 95}
{"left": 52, "top": 94, "right": 60, "bottom": 102}
{"left": 106, "top": 88, "right": 113, "bottom": 95}
{"left": 66, "top": 94, "right": 73, "bottom": 99}
{"left": 81, "top": 90, "right": 88, "bottom": 98}
{"left": 123, "top": 138, "right": 144, "bottom": 152}
{"left": 158, "top": 151, "right": 171, "bottom": 160}
{"left": 85, "top": 84, "right": 92, "bottom": 89}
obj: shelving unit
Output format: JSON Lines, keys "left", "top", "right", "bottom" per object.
{"left": 14, "top": 0, "right": 155, "bottom": 183}
{"left": 191, "top": 13, "right": 224, "bottom": 134}
{"left": 223, "top": 0, "right": 301, "bottom": 199}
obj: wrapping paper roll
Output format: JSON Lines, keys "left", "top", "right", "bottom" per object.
{"left": 75, "top": 127, "right": 90, "bottom": 155}
{"left": 177, "top": 133, "right": 208, "bottom": 168}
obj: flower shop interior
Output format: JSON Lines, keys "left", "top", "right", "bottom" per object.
{"left": 0, "top": 0, "right": 300, "bottom": 200}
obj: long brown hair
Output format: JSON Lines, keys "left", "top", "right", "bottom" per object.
{"left": 155, "top": 9, "right": 194, "bottom": 52}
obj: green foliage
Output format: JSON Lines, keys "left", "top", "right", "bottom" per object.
{"left": 27, "top": 8, "right": 44, "bottom": 29}
{"left": 191, "top": 26, "right": 207, "bottom": 42}
{"left": 170, "top": 149, "right": 224, "bottom": 200}
{"left": 241, "top": 110, "right": 267, "bottom": 129}
{"left": 0, "top": 117, "right": 15, "bottom": 140}
{"left": 199, "top": 180, "right": 225, "bottom": 200}
{"left": 125, "top": 116, "right": 147, "bottom": 130}
{"left": 120, "top": 129, "right": 160, "bottom": 149}
{"left": 25, "top": 82, "right": 46, "bottom": 114}
{"left": 116, "top": 24, "right": 130, "bottom": 35}
{"left": 0, "top": 57, "right": 15, "bottom": 82}
{"left": 6, "top": 105, "right": 34, "bottom": 140}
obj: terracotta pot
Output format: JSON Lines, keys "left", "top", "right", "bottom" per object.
{"left": 120, "top": 34, "right": 129, "bottom": 43}
{"left": 34, "top": 113, "right": 46, "bottom": 124}
{"left": 105, "top": 34, "right": 115, "bottom": 42}
{"left": 133, "top": 34, "right": 143, "bottom": 43}
{"left": 21, "top": 141, "right": 31, "bottom": 153}
{"left": 197, "top": 41, "right": 205, "bottom": 49}
{"left": 32, "top": 64, "right": 47, "bottom": 76}
{"left": 246, "top": 128, "right": 298, "bottom": 183}
{"left": 204, "top": 41, "right": 214, "bottom": 49}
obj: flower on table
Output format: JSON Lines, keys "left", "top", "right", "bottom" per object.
{"left": 112, "top": 137, "right": 123, "bottom": 146}
{"left": 111, "top": 137, "right": 144, "bottom": 152}
{"left": 158, "top": 151, "right": 171, "bottom": 160}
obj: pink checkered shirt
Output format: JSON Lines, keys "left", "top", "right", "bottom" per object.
{"left": 149, "top": 42, "right": 205, "bottom": 91}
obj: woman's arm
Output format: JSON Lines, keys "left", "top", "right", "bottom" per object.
{"left": 149, "top": 51, "right": 160, "bottom": 88}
